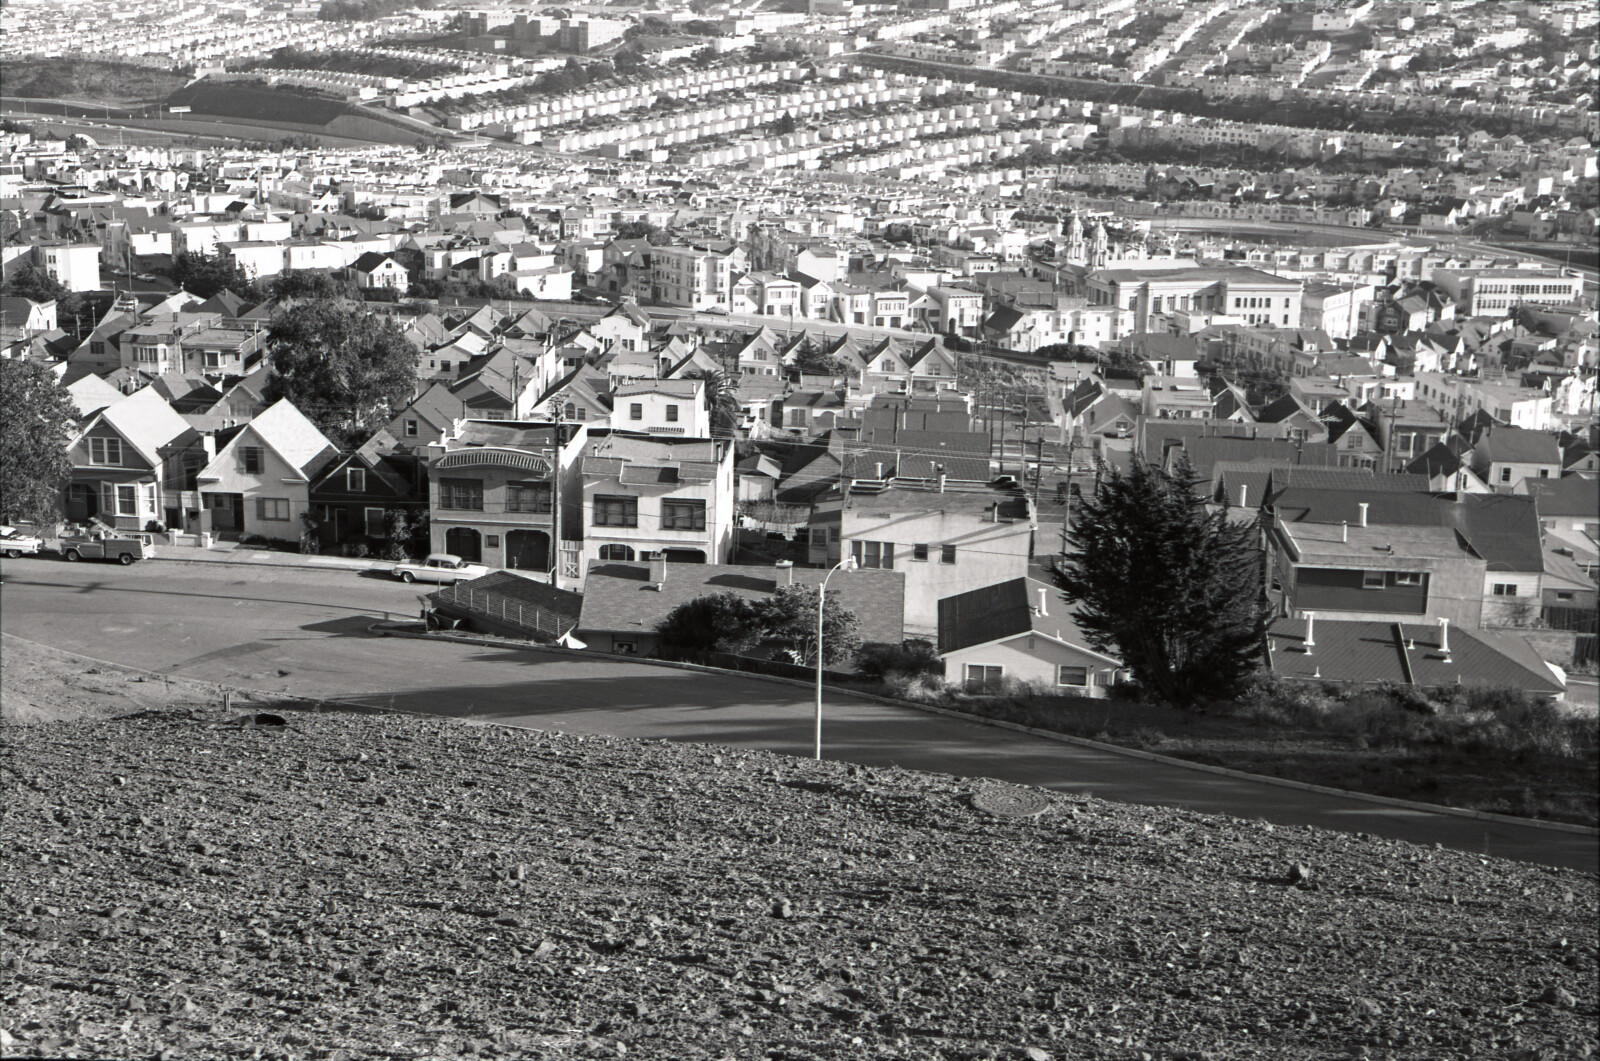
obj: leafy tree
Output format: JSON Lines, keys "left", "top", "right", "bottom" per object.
{"left": 171, "top": 250, "right": 257, "bottom": 300}
{"left": 792, "top": 341, "right": 844, "bottom": 376}
{"left": 262, "top": 300, "right": 419, "bottom": 448}
{"left": 268, "top": 270, "right": 354, "bottom": 302}
{"left": 0, "top": 359, "right": 76, "bottom": 528}
{"left": 615, "top": 220, "right": 665, "bottom": 242}
{"left": 1054, "top": 458, "right": 1267, "bottom": 707}
{"left": 755, "top": 585, "right": 861, "bottom": 667}
{"left": 685, "top": 368, "right": 740, "bottom": 437}
{"left": 2, "top": 265, "right": 70, "bottom": 306}
{"left": 656, "top": 591, "right": 762, "bottom": 659}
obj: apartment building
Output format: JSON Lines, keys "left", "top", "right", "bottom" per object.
{"left": 650, "top": 245, "right": 740, "bottom": 311}
{"left": 613, "top": 379, "right": 709, "bottom": 437}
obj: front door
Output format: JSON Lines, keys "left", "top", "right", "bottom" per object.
{"left": 208, "top": 493, "right": 244, "bottom": 531}
{"left": 332, "top": 508, "right": 348, "bottom": 543}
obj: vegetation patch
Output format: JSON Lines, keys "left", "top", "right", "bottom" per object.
{"left": 165, "top": 82, "right": 352, "bottom": 127}
{"left": 2, "top": 59, "right": 189, "bottom": 106}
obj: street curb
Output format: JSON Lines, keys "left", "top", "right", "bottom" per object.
{"left": 370, "top": 625, "right": 1599, "bottom": 838}
{"left": 150, "top": 554, "right": 392, "bottom": 574}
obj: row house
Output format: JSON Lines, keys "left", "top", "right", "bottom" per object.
{"left": 858, "top": 337, "right": 960, "bottom": 398}
{"left": 426, "top": 418, "right": 586, "bottom": 575}
{"left": 196, "top": 399, "right": 339, "bottom": 541}
{"left": 65, "top": 387, "right": 195, "bottom": 531}
{"left": 613, "top": 378, "right": 710, "bottom": 437}
{"left": 577, "top": 430, "right": 736, "bottom": 570}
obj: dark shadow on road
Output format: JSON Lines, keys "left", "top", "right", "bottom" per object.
{"left": 0, "top": 576, "right": 395, "bottom": 615}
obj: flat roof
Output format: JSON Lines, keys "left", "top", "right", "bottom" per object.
{"left": 1280, "top": 522, "right": 1465, "bottom": 563}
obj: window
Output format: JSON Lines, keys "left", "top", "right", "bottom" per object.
{"left": 851, "top": 540, "right": 894, "bottom": 569}
{"left": 1499, "top": 467, "right": 1512, "bottom": 483}
{"left": 614, "top": 639, "right": 638, "bottom": 655}
{"left": 940, "top": 544, "right": 957, "bottom": 564}
{"left": 404, "top": 419, "right": 418, "bottom": 438}
{"left": 1393, "top": 572, "right": 1423, "bottom": 586}
{"left": 347, "top": 468, "right": 366, "bottom": 492}
{"left": 912, "top": 543, "right": 929, "bottom": 562}
{"left": 1362, "top": 571, "right": 1386, "bottom": 589}
{"left": 1538, "top": 468, "right": 1550, "bottom": 478}
{"left": 1057, "top": 666, "right": 1089, "bottom": 688}
{"left": 88, "top": 437, "right": 122, "bottom": 466}
{"left": 255, "top": 497, "right": 290, "bottom": 521}
{"left": 593, "top": 494, "right": 638, "bottom": 527}
{"left": 204, "top": 351, "right": 221, "bottom": 368}
{"left": 116, "top": 485, "right": 138, "bottom": 517}
{"left": 665, "top": 404, "right": 679, "bottom": 423}
{"left": 364, "top": 507, "right": 385, "bottom": 537}
{"left": 508, "top": 482, "right": 552, "bottom": 513}
{"left": 439, "top": 478, "right": 484, "bottom": 511}
{"left": 242, "top": 446, "right": 263, "bottom": 474}
{"left": 1556, "top": 591, "right": 1574, "bottom": 601}
{"left": 1492, "top": 583, "right": 1518, "bottom": 597}
{"left": 630, "top": 403, "right": 643, "bottom": 421}
{"left": 599, "top": 544, "right": 636, "bottom": 561}
{"left": 964, "top": 664, "right": 1003, "bottom": 692}
{"left": 662, "top": 499, "right": 706, "bottom": 531}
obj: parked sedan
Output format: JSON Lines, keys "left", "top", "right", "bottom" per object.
{"left": 0, "top": 527, "right": 44, "bottom": 559}
{"left": 391, "top": 553, "right": 488, "bottom": 584}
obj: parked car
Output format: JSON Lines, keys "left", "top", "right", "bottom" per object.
{"left": 392, "top": 553, "right": 488, "bottom": 584}
{"left": 0, "top": 527, "right": 45, "bottom": 559}
{"left": 59, "top": 534, "right": 151, "bottom": 565}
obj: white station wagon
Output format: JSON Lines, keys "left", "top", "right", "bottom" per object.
{"left": 392, "top": 553, "right": 488, "bottom": 584}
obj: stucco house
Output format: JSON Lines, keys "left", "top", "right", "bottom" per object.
{"left": 196, "top": 398, "right": 339, "bottom": 540}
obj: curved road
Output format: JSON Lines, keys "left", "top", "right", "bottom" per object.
{"left": 2, "top": 558, "right": 1593, "bottom": 872}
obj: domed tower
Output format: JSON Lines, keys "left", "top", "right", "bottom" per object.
{"left": 1089, "top": 219, "right": 1109, "bottom": 269}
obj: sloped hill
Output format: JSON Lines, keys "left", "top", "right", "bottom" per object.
{"left": 1, "top": 665, "right": 1595, "bottom": 1058}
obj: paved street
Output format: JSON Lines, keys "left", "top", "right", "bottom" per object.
{"left": 2, "top": 557, "right": 1593, "bottom": 871}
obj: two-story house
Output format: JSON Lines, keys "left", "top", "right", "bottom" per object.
{"left": 196, "top": 399, "right": 339, "bottom": 539}
{"left": 65, "top": 387, "right": 195, "bottom": 531}
{"left": 577, "top": 430, "right": 735, "bottom": 569}
{"left": 612, "top": 378, "right": 709, "bottom": 437}
{"left": 806, "top": 484, "right": 1034, "bottom": 637}
{"left": 425, "top": 418, "right": 587, "bottom": 573}
{"left": 1471, "top": 427, "right": 1562, "bottom": 492}
{"left": 307, "top": 450, "right": 423, "bottom": 554}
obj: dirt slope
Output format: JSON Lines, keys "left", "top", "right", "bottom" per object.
{"left": 0, "top": 650, "right": 1595, "bottom": 1060}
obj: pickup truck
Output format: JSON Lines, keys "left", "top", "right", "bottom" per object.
{"left": 59, "top": 534, "right": 151, "bottom": 565}
{"left": 0, "top": 527, "right": 45, "bottom": 559}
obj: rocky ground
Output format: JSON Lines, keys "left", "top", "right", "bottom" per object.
{"left": 1, "top": 644, "right": 1596, "bottom": 1061}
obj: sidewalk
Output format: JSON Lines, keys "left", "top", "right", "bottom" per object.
{"left": 152, "top": 540, "right": 393, "bottom": 573}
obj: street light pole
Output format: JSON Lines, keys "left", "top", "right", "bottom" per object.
{"left": 814, "top": 555, "right": 857, "bottom": 760}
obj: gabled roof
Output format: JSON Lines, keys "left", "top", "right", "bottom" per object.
{"left": 1479, "top": 426, "right": 1561, "bottom": 465}
{"left": 86, "top": 386, "right": 193, "bottom": 466}
{"left": 936, "top": 577, "right": 1115, "bottom": 660}
{"left": 1455, "top": 493, "right": 1543, "bottom": 573}
{"left": 1523, "top": 476, "right": 1599, "bottom": 519}
{"left": 1258, "top": 394, "right": 1320, "bottom": 425}
{"left": 208, "top": 398, "right": 337, "bottom": 481}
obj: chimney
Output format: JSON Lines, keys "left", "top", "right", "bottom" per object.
{"left": 1438, "top": 615, "right": 1451, "bottom": 659}
{"left": 1358, "top": 502, "right": 1369, "bottom": 528}
{"left": 1342, "top": 521, "right": 1348, "bottom": 543}
{"left": 775, "top": 559, "right": 793, "bottom": 586}
{"left": 874, "top": 461, "right": 884, "bottom": 479}
{"left": 937, "top": 466, "right": 947, "bottom": 493}
{"left": 1238, "top": 483, "right": 1248, "bottom": 508}
{"left": 649, "top": 554, "right": 667, "bottom": 586}
{"left": 1036, "top": 587, "right": 1048, "bottom": 616}
{"left": 1304, "top": 611, "right": 1315, "bottom": 654}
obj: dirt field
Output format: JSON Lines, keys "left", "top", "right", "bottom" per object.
{"left": 2, "top": 634, "right": 1596, "bottom": 1059}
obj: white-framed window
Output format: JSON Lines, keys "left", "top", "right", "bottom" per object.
{"left": 116, "top": 484, "right": 138, "bottom": 517}
{"left": 404, "top": 419, "right": 418, "bottom": 437}
{"left": 255, "top": 497, "right": 290, "bottom": 521}
{"left": 1362, "top": 571, "right": 1385, "bottom": 589}
{"left": 599, "top": 544, "right": 636, "bottom": 561}
{"left": 964, "top": 664, "right": 1003, "bottom": 692}
{"left": 1492, "top": 583, "right": 1518, "bottom": 597}
{"left": 630, "top": 403, "right": 643, "bottom": 421}
{"left": 912, "top": 543, "right": 929, "bottom": 561}
{"left": 1057, "top": 665, "right": 1089, "bottom": 688}
{"left": 89, "top": 437, "right": 122, "bottom": 466}
{"left": 347, "top": 468, "right": 366, "bottom": 492}
{"left": 1394, "top": 572, "right": 1423, "bottom": 586}
{"left": 1499, "top": 466, "right": 1512, "bottom": 483}
{"left": 364, "top": 507, "right": 385, "bottom": 537}
{"left": 665, "top": 404, "right": 679, "bottom": 423}
{"left": 940, "top": 544, "right": 957, "bottom": 564}
{"left": 851, "top": 540, "right": 894, "bottom": 569}
{"left": 242, "top": 447, "right": 263, "bottom": 475}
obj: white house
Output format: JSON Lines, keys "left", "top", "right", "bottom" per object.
{"left": 196, "top": 398, "right": 339, "bottom": 539}
{"left": 938, "top": 577, "right": 1123, "bottom": 696}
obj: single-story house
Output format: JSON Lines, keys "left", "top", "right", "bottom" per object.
{"left": 937, "top": 577, "right": 1122, "bottom": 696}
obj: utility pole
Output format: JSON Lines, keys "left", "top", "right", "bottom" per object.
{"left": 550, "top": 405, "right": 562, "bottom": 591}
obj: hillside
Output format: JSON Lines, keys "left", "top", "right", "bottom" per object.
{"left": 1, "top": 640, "right": 1595, "bottom": 1060}
{"left": 2, "top": 59, "right": 189, "bottom": 106}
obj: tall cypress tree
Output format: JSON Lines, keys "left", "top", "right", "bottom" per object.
{"left": 1055, "top": 457, "right": 1266, "bottom": 706}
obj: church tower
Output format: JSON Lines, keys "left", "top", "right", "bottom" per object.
{"left": 1089, "top": 219, "right": 1108, "bottom": 269}
{"left": 1064, "top": 211, "right": 1086, "bottom": 265}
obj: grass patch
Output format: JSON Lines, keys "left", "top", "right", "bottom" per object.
{"left": 883, "top": 674, "right": 1599, "bottom": 828}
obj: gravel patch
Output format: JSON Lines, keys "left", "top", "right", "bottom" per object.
{"left": 2, "top": 705, "right": 1595, "bottom": 1060}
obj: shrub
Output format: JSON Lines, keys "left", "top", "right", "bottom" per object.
{"left": 1230, "top": 674, "right": 1336, "bottom": 727}
{"left": 855, "top": 640, "right": 942, "bottom": 680}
